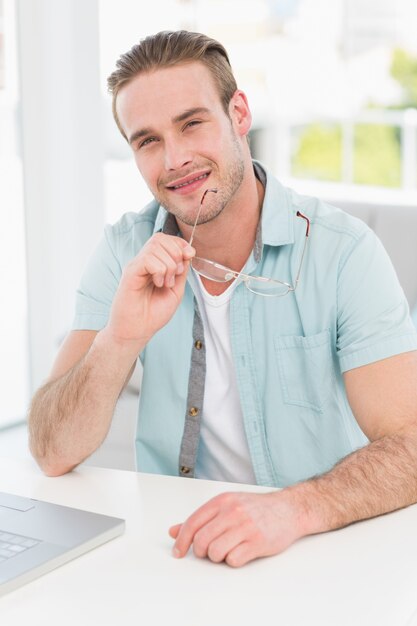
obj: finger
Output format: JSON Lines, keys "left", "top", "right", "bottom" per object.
{"left": 173, "top": 499, "right": 220, "bottom": 558}
{"left": 151, "top": 239, "right": 193, "bottom": 287}
{"left": 176, "top": 238, "right": 195, "bottom": 259}
{"left": 139, "top": 255, "right": 170, "bottom": 288}
{"left": 168, "top": 524, "right": 182, "bottom": 539}
{"left": 140, "top": 248, "right": 181, "bottom": 288}
{"left": 126, "top": 235, "right": 194, "bottom": 289}
{"left": 154, "top": 235, "right": 195, "bottom": 262}
{"left": 148, "top": 244, "right": 184, "bottom": 287}
{"left": 170, "top": 260, "right": 191, "bottom": 301}
{"left": 175, "top": 262, "right": 184, "bottom": 275}
{"left": 193, "top": 512, "right": 241, "bottom": 560}
{"left": 205, "top": 526, "right": 249, "bottom": 563}
{"left": 225, "top": 541, "right": 259, "bottom": 568}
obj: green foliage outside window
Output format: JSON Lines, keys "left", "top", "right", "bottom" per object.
{"left": 353, "top": 124, "right": 401, "bottom": 187}
{"left": 291, "top": 48, "right": 417, "bottom": 187}
{"left": 292, "top": 121, "right": 402, "bottom": 188}
{"left": 391, "top": 49, "right": 417, "bottom": 108}
{"left": 291, "top": 124, "right": 342, "bottom": 182}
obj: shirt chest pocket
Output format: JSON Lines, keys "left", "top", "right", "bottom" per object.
{"left": 274, "top": 329, "right": 335, "bottom": 413}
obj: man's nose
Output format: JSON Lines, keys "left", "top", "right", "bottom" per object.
{"left": 164, "top": 139, "right": 192, "bottom": 171}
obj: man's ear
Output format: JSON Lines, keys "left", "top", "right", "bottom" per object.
{"left": 229, "top": 90, "right": 252, "bottom": 137}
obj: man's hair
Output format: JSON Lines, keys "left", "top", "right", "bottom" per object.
{"left": 107, "top": 30, "right": 238, "bottom": 140}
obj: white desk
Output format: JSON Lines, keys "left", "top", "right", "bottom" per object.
{"left": 1, "top": 457, "right": 417, "bottom": 626}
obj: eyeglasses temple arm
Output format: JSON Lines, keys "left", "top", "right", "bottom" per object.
{"left": 188, "top": 188, "right": 218, "bottom": 247}
{"left": 294, "top": 211, "right": 310, "bottom": 287}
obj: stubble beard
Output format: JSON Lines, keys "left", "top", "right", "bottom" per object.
{"left": 154, "top": 134, "right": 245, "bottom": 227}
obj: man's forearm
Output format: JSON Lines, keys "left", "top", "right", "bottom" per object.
{"left": 287, "top": 426, "right": 417, "bottom": 537}
{"left": 29, "top": 329, "right": 141, "bottom": 476}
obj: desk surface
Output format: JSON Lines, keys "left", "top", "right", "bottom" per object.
{"left": 1, "top": 457, "right": 417, "bottom": 626}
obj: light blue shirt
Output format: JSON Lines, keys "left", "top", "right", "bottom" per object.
{"left": 73, "top": 162, "right": 417, "bottom": 488}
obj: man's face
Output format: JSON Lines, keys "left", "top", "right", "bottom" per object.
{"left": 116, "top": 62, "right": 251, "bottom": 226}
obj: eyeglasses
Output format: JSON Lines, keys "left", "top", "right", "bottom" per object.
{"left": 188, "top": 188, "right": 310, "bottom": 297}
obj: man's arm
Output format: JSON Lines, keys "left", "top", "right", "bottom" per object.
{"left": 29, "top": 234, "right": 195, "bottom": 476}
{"left": 169, "top": 350, "right": 417, "bottom": 567}
{"left": 29, "top": 328, "right": 140, "bottom": 476}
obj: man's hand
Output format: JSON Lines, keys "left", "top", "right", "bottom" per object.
{"left": 106, "top": 233, "right": 195, "bottom": 348}
{"left": 168, "top": 354, "right": 417, "bottom": 568}
{"left": 169, "top": 491, "right": 305, "bottom": 568}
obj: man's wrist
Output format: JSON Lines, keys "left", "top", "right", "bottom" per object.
{"left": 93, "top": 326, "right": 145, "bottom": 366}
{"left": 273, "top": 481, "right": 327, "bottom": 538}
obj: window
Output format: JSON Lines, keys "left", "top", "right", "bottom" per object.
{"left": 267, "top": 0, "right": 417, "bottom": 190}
{"left": 99, "top": 0, "right": 417, "bottom": 214}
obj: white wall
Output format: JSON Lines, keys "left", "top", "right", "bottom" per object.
{"left": 17, "top": 0, "right": 105, "bottom": 391}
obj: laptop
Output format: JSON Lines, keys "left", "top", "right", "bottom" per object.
{"left": 0, "top": 491, "right": 125, "bottom": 596}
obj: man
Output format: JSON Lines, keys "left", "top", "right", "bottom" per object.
{"left": 29, "top": 30, "right": 417, "bottom": 568}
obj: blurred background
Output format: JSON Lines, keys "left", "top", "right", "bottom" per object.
{"left": 1, "top": 0, "right": 417, "bottom": 446}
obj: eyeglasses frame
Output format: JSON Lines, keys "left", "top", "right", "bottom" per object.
{"left": 188, "top": 188, "right": 311, "bottom": 297}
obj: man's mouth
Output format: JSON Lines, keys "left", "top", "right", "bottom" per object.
{"left": 167, "top": 172, "right": 210, "bottom": 190}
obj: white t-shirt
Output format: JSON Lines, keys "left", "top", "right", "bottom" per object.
{"left": 192, "top": 272, "right": 257, "bottom": 484}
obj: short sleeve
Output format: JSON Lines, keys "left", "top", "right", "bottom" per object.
{"left": 72, "top": 225, "right": 122, "bottom": 331}
{"left": 336, "top": 228, "right": 417, "bottom": 372}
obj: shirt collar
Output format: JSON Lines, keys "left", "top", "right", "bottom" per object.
{"left": 253, "top": 160, "right": 295, "bottom": 247}
{"left": 153, "top": 205, "right": 177, "bottom": 235}
{"left": 152, "top": 160, "right": 295, "bottom": 253}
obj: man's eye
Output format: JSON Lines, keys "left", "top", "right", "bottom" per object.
{"left": 185, "top": 120, "right": 202, "bottom": 129}
{"left": 139, "top": 137, "right": 157, "bottom": 149}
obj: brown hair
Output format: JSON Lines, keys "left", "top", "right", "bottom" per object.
{"left": 107, "top": 30, "right": 238, "bottom": 140}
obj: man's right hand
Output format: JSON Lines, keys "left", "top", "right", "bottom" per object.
{"left": 105, "top": 233, "right": 195, "bottom": 349}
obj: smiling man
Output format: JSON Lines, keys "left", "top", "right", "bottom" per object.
{"left": 29, "top": 31, "right": 417, "bottom": 567}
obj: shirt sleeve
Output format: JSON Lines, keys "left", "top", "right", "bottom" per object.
{"left": 336, "top": 227, "right": 417, "bottom": 372}
{"left": 72, "top": 225, "right": 122, "bottom": 331}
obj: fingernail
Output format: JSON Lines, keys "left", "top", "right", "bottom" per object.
{"left": 172, "top": 547, "right": 181, "bottom": 558}
{"left": 177, "top": 263, "right": 184, "bottom": 274}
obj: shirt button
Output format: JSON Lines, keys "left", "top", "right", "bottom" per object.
{"left": 189, "top": 407, "right": 199, "bottom": 417}
{"left": 194, "top": 340, "right": 203, "bottom": 350}
{"left": 181, "top": 466, "right": 191, "bottom": 474}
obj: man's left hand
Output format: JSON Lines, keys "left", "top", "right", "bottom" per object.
{"left": 169, "top": 491, "right": 306, "bottom": 567}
